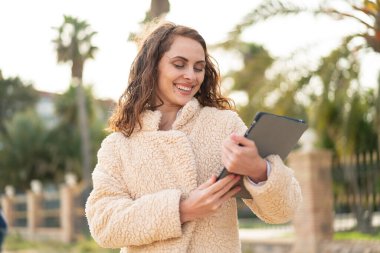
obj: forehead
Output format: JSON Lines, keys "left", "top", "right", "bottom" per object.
{"left": 165, "top": 36, "right": 205, "bottom": 60}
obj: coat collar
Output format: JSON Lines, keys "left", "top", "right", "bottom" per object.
{"left": 139, "top": 98, "right": 201, "bottom": 132}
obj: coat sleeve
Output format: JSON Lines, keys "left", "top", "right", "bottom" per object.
{"left": 85, "top": 134, "right": 183, "bottom": 248}
{"left": 242, "top": 155, "right": 302, "bottom": 224}
{"left": 227, "top": 112, "right": 302, "bottom": 224}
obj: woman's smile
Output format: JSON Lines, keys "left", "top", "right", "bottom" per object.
{"left": 174, "top": 83, "right": 194, "bottom": 95}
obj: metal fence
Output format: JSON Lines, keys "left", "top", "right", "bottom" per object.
{"left": 331, "top": 151, "right": 380, "bottom": 233}
{"left": 236, "top": 150, "right": 380, "bottom": 236}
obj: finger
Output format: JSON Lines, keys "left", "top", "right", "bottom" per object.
{"left": 222, "top": 143, "right": 243, "bottom": 172}
{"left": 221, "top": 152, "right": 230, "bottom": 171}
{"left": 231, "top": 133, "right": 256, "bottom": 148}
{"left": 224, "top": 140, "right": 241, "bottom": 156}
{"left": 221, "top": 185, "right": 242, "bottom": 202}
{"left": 222, "top": 148, "right": 236, "bottom": 172}
{"left": 214, "top": 175, "right": 241, "bottom": 199}
{"left": 225, "top": 136, "right": 259, "bottom": 161}
{"left": 224, "top": 136, "right": 250, "bottom": 157}
{"left": 207, "top": 174, "right": 237, "bottom": 194}
{"left": 223, "top": 138, "right": 236, "bottom": 152}
{"left": 198, "top": 175, "right": 217, "bottom": 190}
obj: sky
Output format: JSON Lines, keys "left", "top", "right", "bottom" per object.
{"left": 1, "top": 0, "right": 379, "bottom": 101}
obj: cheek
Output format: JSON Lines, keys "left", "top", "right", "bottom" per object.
{"left": 197, "top": 73, "right": 205, "bottom": 85}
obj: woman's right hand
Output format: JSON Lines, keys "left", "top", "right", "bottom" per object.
{"left": 179, "top": 174, "right": 241, "bottom": 223}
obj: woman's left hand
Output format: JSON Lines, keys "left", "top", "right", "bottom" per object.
{"left": 222, "top": 133, "right": 267, "bottom": 183}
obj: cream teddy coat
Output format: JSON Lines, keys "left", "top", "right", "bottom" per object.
{"left": 85, "top": 98, "right": 302, "bottom": 253}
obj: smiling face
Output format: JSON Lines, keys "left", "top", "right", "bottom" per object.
{"left": 156, "top": 36, "right": 206, "bottom": 110}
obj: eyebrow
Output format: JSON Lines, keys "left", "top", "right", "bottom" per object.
{"left": 168, "top": 55, "right": 206, "bottom": 64}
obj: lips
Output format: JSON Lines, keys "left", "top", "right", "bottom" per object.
{"left": 174, "top": 83, "right": 195, "bottom": 95}
{"left": 176, "top": 84, "right": 192, "bottom": 91}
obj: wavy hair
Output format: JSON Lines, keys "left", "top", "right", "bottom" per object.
{"left": 108, "top": 21, "right": 234, "bottom": 136}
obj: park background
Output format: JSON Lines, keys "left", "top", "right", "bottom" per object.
{"left": 1, "top": 0, "right": 380, "bottom": 252}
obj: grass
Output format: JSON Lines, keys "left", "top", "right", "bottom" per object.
{"left": 334, "top": 231, "right": 380, "bottom": 241}
{"left": 238, "top": 218, "right": 291, "bottom": 229}
{"left": 4, "top": 234, "right": 119, "bottom": 253}
{"left": 4, "top": 230, "right": 380, "bottom": 252}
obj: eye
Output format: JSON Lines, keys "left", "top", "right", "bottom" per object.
{"left": 172, "top": 60, "right": 185, "bottom": 69}
{"left": 194, "top": 64, "right": 205, "bottom": 72}
{"left": 173, "top": 63, "right": 184, "bottom": 69}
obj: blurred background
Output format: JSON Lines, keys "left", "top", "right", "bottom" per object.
{"left": 0, "top": 0, "right": 379, "bottom": 252}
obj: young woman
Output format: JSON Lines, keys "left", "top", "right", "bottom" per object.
{"left": 85, "top": 22, "right": 302, "bottom": 253}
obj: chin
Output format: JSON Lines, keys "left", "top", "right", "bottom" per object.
{"left": 176, "top": 96, "right": 194, "bottom": 106}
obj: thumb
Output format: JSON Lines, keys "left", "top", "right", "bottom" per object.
{"left": 198, "top": 175, "right": 217, "bottom": 189}
{"left": 231, "top": 133, "right": 255, "bottom": 147}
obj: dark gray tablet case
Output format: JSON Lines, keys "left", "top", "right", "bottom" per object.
{"left": 217, "top": 112, "right": 308, "bottom": 199}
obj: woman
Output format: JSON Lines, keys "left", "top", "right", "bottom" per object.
{"left": 85, "top": 21, "right": 302, "bottom": 253}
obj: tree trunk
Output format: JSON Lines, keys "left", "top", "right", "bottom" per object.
{"left": 76, "top": 80, "right": 92, "bottom": 186}
{"left": 72, "top": 60, "right": 92, "bottom": 186}
{"left": 377, "top": 73, "right": 380, "bottom": 158}
{"left": 149, "top": 0, "right": 170, "bottom": 19}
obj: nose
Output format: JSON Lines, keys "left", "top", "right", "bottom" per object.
{"left": 183, "top": 67, "right": 196, "bottom": 81}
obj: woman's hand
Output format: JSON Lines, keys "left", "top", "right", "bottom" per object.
{"left": 222, "top": 133, "right": 267, "bottom": 183}
{"left": 179, "top": 174, "right": 241, "bottom": 223}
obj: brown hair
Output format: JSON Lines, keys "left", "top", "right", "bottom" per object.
{"left": 108, "top": 21, "right": 234, "bottom": 136}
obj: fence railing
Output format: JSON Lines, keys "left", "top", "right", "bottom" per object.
{"left": 332, "top": 151, "right": 380, "bottom": 233}
{"left": 1, "top": 176, "right": 85, "bottom": 243}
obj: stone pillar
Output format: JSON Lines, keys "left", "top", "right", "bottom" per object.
{"left": 27, "top": 180, "right": 43, "bottom": 236}
{"left": 2, "top": 186, "right": 15, "bottom": 227}
{"left": 288, "top": 149, "right": 334, "bottom": 253}
{"left": 60, "top": 180, "right": 76, "bottom": 243}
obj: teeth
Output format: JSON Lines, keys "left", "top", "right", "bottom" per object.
{"left": 176, "top": 85, "right": 192, "bottom": 91}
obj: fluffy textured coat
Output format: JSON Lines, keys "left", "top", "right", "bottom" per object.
{"left": 86, "top": 98, "right": 302, "bottom": 253}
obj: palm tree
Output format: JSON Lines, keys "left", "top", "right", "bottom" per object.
{"left": 129, "top": 0, "right": 170, "bottom": 41}
{"left": 224, "top": 0, "right": 380, "bottom": 151}
{"left": 226, "top": 0, "right": 379, "bottom": 51}
{"left": 219, "top": 0, "right": 380, "bottom": 232}
{"left": 52, "top": 15, "right": 98, "bottom": 186}
{"left": 145, "top": 0, "right": 170, "bottom": 22}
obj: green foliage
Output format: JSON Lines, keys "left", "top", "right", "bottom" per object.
{"left": 55, "top": 84, "right": 96, "bottom": 124}
{"left": 221, "top": 0, "right": 379, "bottom": 156}
{"left": 0, "top": 110, "right": 54, "bottom": 190}
{"left": 226, "top": 43, "right": 275, "bottom": 124}
{"left": 0, "top": 70, "right": 38, "bottom": 136}
{"left": 223, "top": 42, "right": 307, "bottom": 127}
{"left": 0, "top": 83, "right": 108, "bottom": 189}
{"left": 223, "top": 0, "right": 308, "bottom": 48}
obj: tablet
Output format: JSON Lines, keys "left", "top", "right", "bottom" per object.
{"left": 217, "top": 112, "right": 308, "bottom": 199}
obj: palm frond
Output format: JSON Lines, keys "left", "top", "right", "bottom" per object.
{"left": 226, "top": 0, "right": 310, "bottom": 45}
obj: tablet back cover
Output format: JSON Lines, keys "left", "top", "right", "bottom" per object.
{"left": 219, "top": 112, "right": 307, "bottom": 199}
{"left": 246, "top": 113, "right": 308, "bottom": 160}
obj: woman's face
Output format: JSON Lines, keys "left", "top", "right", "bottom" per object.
{"left": 156, "top": 35, "right": 206, "bottom": 110}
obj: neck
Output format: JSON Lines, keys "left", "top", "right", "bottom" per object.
{"left": 157, "top": 105, "right": 181, "bottom": 131}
